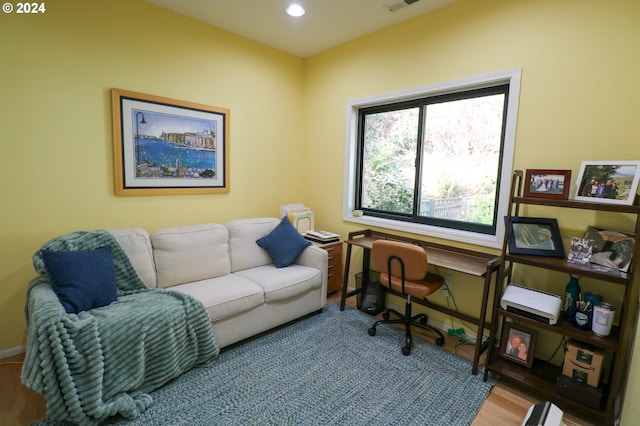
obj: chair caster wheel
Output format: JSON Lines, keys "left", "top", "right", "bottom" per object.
{"left": 435, "top": 337, "right": 445, "bottom": 346}
{"left": 402, "top": 346, "right": 411, "bottom": 356}
{"left": 382, "top": 312, "right": 390, "bottom": 320}
{"left": 419, "top": 317, "right": 427, "bottom": 325}
{"left": 368, "top": 327, "right": 376, "bottom": 336}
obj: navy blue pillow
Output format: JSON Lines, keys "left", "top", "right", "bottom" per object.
{"left": 256, "top": 217, "right": 311, "bottom": 268}
{"left": 41, "top": 246, "right": 118, "bottom": 314}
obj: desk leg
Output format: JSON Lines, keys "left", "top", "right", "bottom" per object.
{"left": 472, "top": 267, "right": 495, "bottom": 375}
{"left": 340, "top": 244, "right": 352, "bottom": 311}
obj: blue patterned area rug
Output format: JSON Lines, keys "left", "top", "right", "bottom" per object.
{"left": 44, "top": 302, "right": 495, "bottom": 425}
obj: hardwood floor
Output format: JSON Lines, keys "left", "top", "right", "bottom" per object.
{"left": 1, "top": 295, "right": 594, "bottom": 426}
{"left": 0, "top": 355, "right": 46, "bottom": 426}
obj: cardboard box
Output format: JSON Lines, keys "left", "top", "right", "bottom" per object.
{"left": 556, "top": 374, "right": 603, "bottom": 408}
{"left": 562, "top": 340, "right": 604, "bottom": 387}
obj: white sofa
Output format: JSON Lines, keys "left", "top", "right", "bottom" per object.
{"left": 110, "top": 217, "right": 328, "bottom": 348}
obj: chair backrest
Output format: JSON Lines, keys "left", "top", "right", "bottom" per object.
{"left": 372, "top": 240, "right": 428, "bottom": 282}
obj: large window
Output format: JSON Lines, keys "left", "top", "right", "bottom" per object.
{"left": 344, "top": 69, "right": 521, "bottom": 248}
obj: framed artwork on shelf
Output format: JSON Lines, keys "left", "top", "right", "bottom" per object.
{"left": 508, "top": 217, "right": 565, "bottom": 258}
{"left": 566, "top": 237, "right": 594, "bottom": 266}
{"left": 112, "top": 88, "right": 230, "bottom": 195}
{"left": 523, "top": 169, "right": 571, "bottom": 200}
{"left": 574, "top": 160, "right": 640, "bottom": 205}
{"left": 500, "top": 323, "right": 537, "bottom": 368}
{"left": 584, "top": 226, "right": 635, "bottom": 273}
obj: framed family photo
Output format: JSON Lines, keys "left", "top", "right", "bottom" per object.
{"left": 500, "top": 323, "right": 537, "bottom": 368}
{"left": 575, "top": 161, "right": 640, "bottom": 205}
{"left": 524, "top": 169, "right": 571, "bottom": 200}
{"left": 508, "top": 217, "right": 565, "bottom": 258}
{"left": 112, "top": 88, "right": 230, "bottom": 195}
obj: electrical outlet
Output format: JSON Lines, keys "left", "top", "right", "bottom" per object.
{"left": 441, "top": 288, "right": 450, "bottom": 298}
{"left": 443, "top": 274, "right": 452, "bottom": 290}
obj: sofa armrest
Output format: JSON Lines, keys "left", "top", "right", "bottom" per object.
{"left": 295, "top": 245, "right": 328, "bottom": 302}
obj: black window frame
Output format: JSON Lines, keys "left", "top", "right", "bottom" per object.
{"left": 354, "top": 84, "right": 510, "bottom": 237}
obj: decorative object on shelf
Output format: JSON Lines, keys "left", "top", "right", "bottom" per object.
{"left": 524, "top": 169, "right": 571, "bottom": 200}
{"left": 507, "top": 217, "right": 565, "bottom": 257}
{"left": 574, "top": 160, "right": 640, "bottom": 205}
{"left": 566, "top": 237, "right": 594, "bottom": 265}
{"left": 499, "top": 323, "right": 537, "bottom": 368}
{"left": 574, "top": 300, "right": 593, "bottom": 330}
{"left": 592, "top": 302, "right": 616, "bottom": 337}
{"left": 112, "top": 88, "right": 230, "bottom": 195}
{"left": 562, "top": 275, "right": 581, "bottom": 321}
{"left": 584, "top": 226, "right": 635, "bottom": 273}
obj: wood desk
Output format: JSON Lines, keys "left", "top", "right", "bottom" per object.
{"left": 340, "top": 229, "right": 501, "bottom": 375}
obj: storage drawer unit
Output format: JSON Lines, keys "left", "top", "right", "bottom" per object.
{"left": 321, "top": 241, "right": 343, "bottom": 294}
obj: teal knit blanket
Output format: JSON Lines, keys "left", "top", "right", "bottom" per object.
{"left": 21, "top": 230, "right": 219, "bottom": 425}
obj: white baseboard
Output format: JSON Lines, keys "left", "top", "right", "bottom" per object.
{"left": 0, "top": 346, "right": 25, "bottom": 360}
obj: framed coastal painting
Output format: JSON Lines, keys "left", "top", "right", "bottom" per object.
{"left": 575, "top": 161, "right": 640, "bottom": 205}
{"left": 112, "top": 89, "right": 230, "bottom": 195}
{"left": 508, "top": 217, "right": 565, "bottom": 258}
{"left": 523, "top": 169, "right": 571, "bottom": 200}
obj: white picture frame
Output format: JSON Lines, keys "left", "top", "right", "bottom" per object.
{"left": 574, "top": 161, "right": 640, "bottom": 205}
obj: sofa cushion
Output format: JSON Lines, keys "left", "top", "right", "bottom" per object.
{"left": 234, "top": 265, "right": 321, "bottom": 303}
{"left": 151, "top": 224, "right": 230, "bottom": 288}
{"left": 170, "top": 274, "right": 264, "bottom": 322}
{"left": 109, "top": 228, "right": 157, "bottom": 288}
{"left": 256, "top": 217, "right": 311, "bottom": 268}
{"left": 226, "top": 218, "right": 280, "bottom": 272}
{"left": 41, "top": 246, "right": 118, "bottom": 314}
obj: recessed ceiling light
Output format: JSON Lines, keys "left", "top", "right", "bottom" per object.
{"left": 285, "top": 4, "right": 305, "bottom": 17}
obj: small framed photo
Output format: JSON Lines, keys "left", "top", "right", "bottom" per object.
{"left": 508, "top": 217, "right": 565, "bottom": 258}
{"left": 500, "top": 323, "right": 537, "bottom": 368}
{"left": 524, "top": 169, "right": 571, "bottom": 200}
{"left": 567, "top": 237, "right": 594, "bottom": 265}
{"left": 575, "top": 161, "right": 640, "bottom": 205}
{"left": 585, "top": 226, "right": 635, "bottom": 273}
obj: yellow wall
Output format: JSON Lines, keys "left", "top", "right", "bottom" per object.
{"left": 0, "top": 0, "right": 306, "bottom": 351}
{"left": 2, "top": 0, "right": 640, "bottom": 421}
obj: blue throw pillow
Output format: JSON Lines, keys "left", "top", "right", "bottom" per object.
{"left": 256, "top": 217, "right": 311, "bottom": 268}
{"left": 41, "top": 246, "right": 118, "bottom": 314}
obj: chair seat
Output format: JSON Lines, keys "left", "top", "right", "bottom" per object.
{"left": 379, "top": 272, "right": 444, "bottom": 298}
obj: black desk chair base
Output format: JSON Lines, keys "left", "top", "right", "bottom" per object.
{"left": 368, "top": 295, "right": 445, "bottom": 356}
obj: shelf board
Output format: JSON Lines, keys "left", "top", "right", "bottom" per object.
{"left": 496, "top": 307, "right": 620, "bottom": 351}
{"left": 513, "top": 196, "right": 640, "bottom": 213}
{"left": 504, "top": 253, "right": 629, "bottom": 284}
{"left": 486, "top": 350, "right": 607, "bottom": 423}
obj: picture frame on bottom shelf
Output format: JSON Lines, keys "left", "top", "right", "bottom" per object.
{"left": 508, "top": 217, "right": 565, "bottom": 258}
{"left": 499, "top": 323, "right": 537, "bottom": 368}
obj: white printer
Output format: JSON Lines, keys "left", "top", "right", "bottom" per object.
{"left": 500, "top": 284, "right": 562, "bottom": 325}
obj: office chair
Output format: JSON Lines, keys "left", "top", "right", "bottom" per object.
{"left": 368, "top": 239, "right": 446, "bottom": 355}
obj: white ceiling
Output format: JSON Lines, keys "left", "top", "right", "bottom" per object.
{"left": 144, "top": 0, "right": 458, "bottom": 58}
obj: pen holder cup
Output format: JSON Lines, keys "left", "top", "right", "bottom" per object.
{"left": 574, "top": 308, "right": 593, "bottom": 330}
